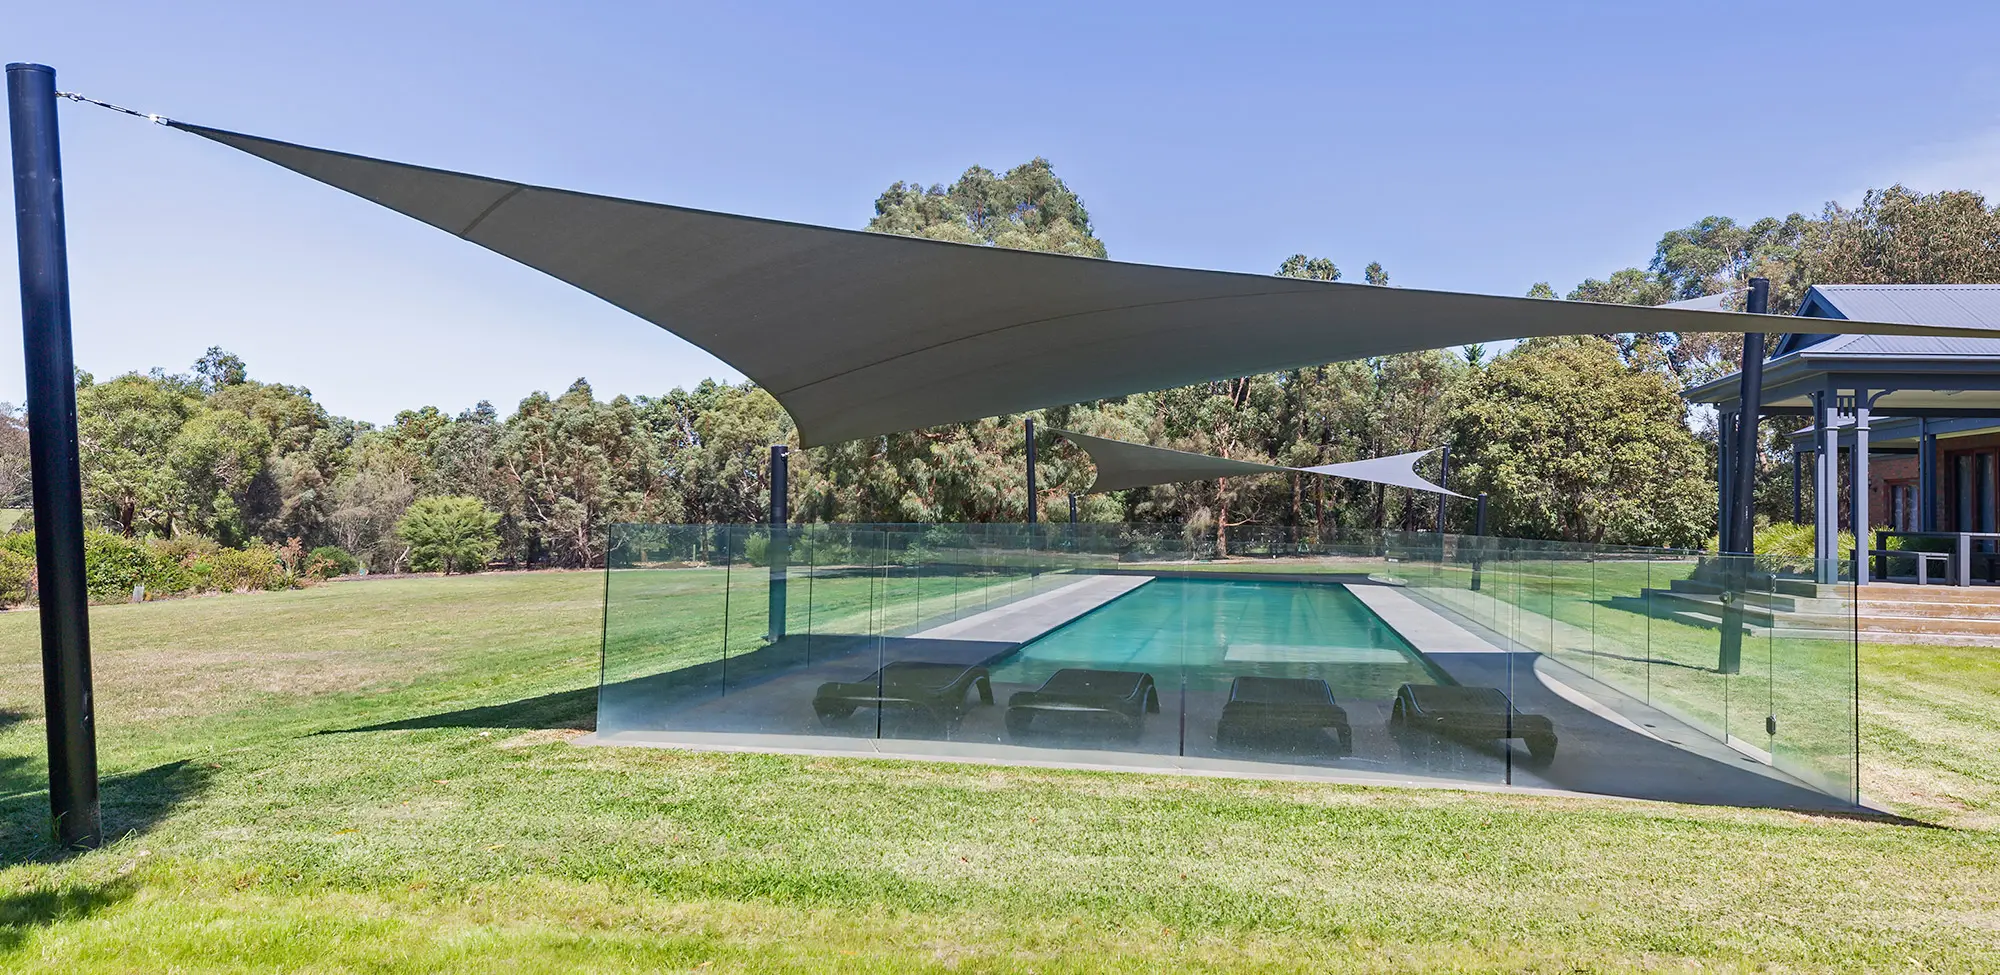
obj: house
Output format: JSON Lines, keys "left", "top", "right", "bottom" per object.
{"left": 1686, "top": 284, "right": 2000, "bottom": 584}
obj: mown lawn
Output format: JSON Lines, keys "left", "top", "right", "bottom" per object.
{"left": 0, "top": 569, "right": 1996, "bottom": 972}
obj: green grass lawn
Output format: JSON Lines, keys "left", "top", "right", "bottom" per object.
{"left": 0, "top": 569, "right": 1997, "bottom": 971}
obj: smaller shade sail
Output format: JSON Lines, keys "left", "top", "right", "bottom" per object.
{"left": 1050, "top": 429, "right": 1290, "bottom": 492}
{"left": 1299, "top": 449, "right": 1465, "bottom": 498}
{"left": 1052, "top": 430, "right": 1459, "bottom": 496}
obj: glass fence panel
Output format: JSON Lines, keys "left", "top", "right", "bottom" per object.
{"left": 598, "top": 524, "right": 731, "bottom": 734}
{"left": 1579, "top": 553, "right": 1651, "bottom": 704}
{"left": 1546, "top": 553, "right": 1597, "bottom": 677}
{"left": 1634, "top": 555, "right": 1731, "bottom": 734}
{"left": 1765, "top": 558, "right": 1859, "bottom": 802}
{"left": 596, "top": 524, "right": 1861, "bottom": 809}
{"left": 1725, "top": 556, "right": 1778, "bottom": 761}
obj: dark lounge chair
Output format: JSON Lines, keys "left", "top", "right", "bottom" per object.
{"left": 812, "top": 661, "right": 993, "bottom": 727}
{"left": 1005, "top": 668, "right": 1159, "bottom": 737}
{"left": 1214, "top": 676, "right": 1352, "bottom": 755}
{"left": 1389, "top": 683, "right": 1557, "bottom": 766}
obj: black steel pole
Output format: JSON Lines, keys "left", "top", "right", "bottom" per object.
{"left": 1717, "top": 278, "right": 1769, "bottom": 676}
{"left": 769, "top": 444, "right": 789, "bottom": 526}
{"left": 9, "top": 62, "right": 99, "bottom": 849}
{"left": 1728, "top": 277, "right": 1771, "bottom": 553}
{"left": 1434, "top": 445, "right": 1451, "bottom": 535}
{"left": 767, "top": 444, "right": 788, "bottom": 640}
{"left": 1471, "top": 492, "right": 1487, "bottom": 592}
{"left": 1024, "top": 418, "right": 1037, "bottom": 526}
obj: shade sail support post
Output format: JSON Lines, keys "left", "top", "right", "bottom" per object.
{"left": 1433, "top": 446, "right": 1451, "bottom": 534}
{"left": 767, "top": 444, "right": 788, "bottom": 640}
{"left": 1024, "top": 418, "right": 1037, "bottom": 528}
{"left": 1470, "top": 492, "right": 1487, "bottom": 592}
{"left": 8, "top": 62, "right": 99, "bottom": 849}
{"left": 1727, "top": 277, "right": 1771, "bottom": 554}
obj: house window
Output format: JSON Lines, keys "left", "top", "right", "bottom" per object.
{"left": 1956, "top": 455, "right": 1973, "bottom": 531}
{"left": 1953, "top": 452, "right": 1998, "bottom": 532}
{"left": 1891, "top": 483, "right": 1916, "bottom": 531}
{"left": 1985, "top": 454, "right": 1997, "bottom": 533}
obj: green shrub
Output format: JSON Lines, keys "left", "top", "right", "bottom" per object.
{"left": 308, "top": 545, "right": 360, "bottom": 578}
{"left": 0, "top": 548, "right": 31, "bottom": 606}
{"left": 204, "top": 543, "right": 287, "bottom": 592}
{"left": 1707, "top": 522, "right": 1856, "bottom": 571}
{"left": 143, "top": 535, "right": 222, "bottom": 596}
{"left": 397, "top": 496, "right": 500, "bottom": 574}
{"left": 0, "top": 532, "right": 33, "bottom": 561}
{"left": 83, "top": 529, "right": 151, "bottom": 603}
{"left": 798, "top": 526, "right": 854, "bottom": 566}
{"left": 742, "top": 532, "right": 770, "bottom": 567}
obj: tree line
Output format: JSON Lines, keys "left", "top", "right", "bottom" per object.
{"left": 0, "top": 163, "right": 1991, "bottom": 572}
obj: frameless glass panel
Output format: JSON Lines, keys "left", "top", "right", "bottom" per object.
{"left": 1765, "top": 557, "right": 1859, "bottom": 803}
{"left": 1634, "top": 554, "right": 1731, "bottom": 734}
{"left": 1578, "top": 551, "right": 1651, "bottom": 703}
{"left": 598, "top": 524, "right": 733, "bottom": 735}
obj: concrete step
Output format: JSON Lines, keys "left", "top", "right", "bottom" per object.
{"left": 1852, "top": 598, "right": 2000, "bottom": 621}
{"left": 1664, "top": 603, "right": 2000, "bottom": 639}
{"left": 1654, "top": 607, "right": 1848, "bottom": 642}
{"left": 1668, "top": 578, "right": 1801, "bottom": 611}
{"left": 1857, "top": 616, "right": 2000, "bottom": 638}
{"left": 1648, "top": 590, "right": 1855, "bottom": 627}
{"left": 1855, "top": 583, "right": 2000, "bottom": 605}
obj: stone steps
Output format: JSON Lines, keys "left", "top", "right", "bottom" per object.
{"left": 1647, "top": 584, "right": 2000, "bottom": 645}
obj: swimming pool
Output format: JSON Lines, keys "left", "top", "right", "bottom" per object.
{"left": 988, "top": 577, "right": 1445, "bottom": 700}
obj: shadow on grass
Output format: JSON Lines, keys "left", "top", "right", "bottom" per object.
{"left": 0, "top": 760, "right": 212, "bottom": 867}
{"left": 324, "top": 686, "right": 597, "bottom": 735}
{"left": 0, "top": 878, "right": 135, "bottom": 953}
{"left": 0, "top": 711, "right": 42, "bottom": 801}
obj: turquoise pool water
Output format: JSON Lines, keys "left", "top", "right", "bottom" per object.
{"left": 988, "top": 578, "right": 1442, "bottom": 699}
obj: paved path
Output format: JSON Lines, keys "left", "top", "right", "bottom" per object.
{"left": 911, "top": 573, "right": 1151, "bottom": 642}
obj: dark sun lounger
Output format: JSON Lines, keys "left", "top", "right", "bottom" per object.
{"left": 1214, "top": 676, "right": 1352, "bottom": 755}
{"left": 1389, "top": 683, "right": 1557, "bottom": 766}
{"left": 1005, "top": 668, "right": 1158, "bottom": 736}
{"left": 812, "top": 661, "right": 993, "bottom": 726}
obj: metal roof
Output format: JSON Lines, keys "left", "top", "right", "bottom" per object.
{"left": 1805, "top": 284, "right": 2000, "bottom": 330}
{"left": 1688, "top": 285, "right": 2000, "bottom": 406}
{"left": 1786, "top": 332, "right": 2000, "bottom": 358}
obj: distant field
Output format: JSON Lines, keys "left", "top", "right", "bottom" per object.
{"left": 0, "top": 569, "right": 1995, "bottom": 972}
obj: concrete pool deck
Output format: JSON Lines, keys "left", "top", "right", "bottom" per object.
{"left": 591, "top": 571, "right": 1869, "bottom": 814}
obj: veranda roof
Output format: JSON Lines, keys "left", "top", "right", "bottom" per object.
{"left": 1050, "top": 429, "right": 1458, "bottom": 497}
{"left": 173, "top": 123, "right": 2000, "bottom": 447}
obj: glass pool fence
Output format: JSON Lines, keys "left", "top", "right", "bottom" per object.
{"left": 599, "top": 524, "right": 1859, "bottom": 809}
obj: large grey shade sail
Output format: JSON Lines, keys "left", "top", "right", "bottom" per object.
{"left": 173, "top": 123, "right": 2000, "bottom": 447}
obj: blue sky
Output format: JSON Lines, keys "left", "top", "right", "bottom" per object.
{"left": 9, "top": 1, "right": 2000, "bottom": 425}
